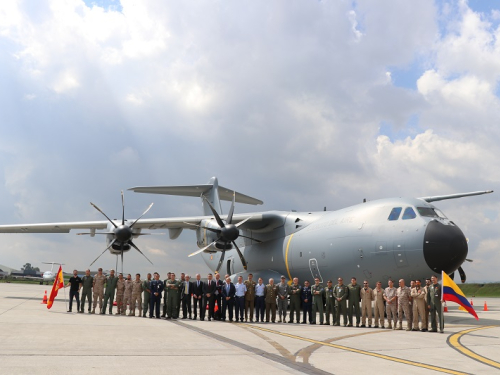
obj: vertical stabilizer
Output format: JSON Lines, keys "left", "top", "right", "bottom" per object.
{"left": 202, "top": 177, "right": 223, "bottom": 216}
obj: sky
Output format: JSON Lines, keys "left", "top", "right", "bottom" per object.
{"left": 0, "top": 0, "right": 499, "bottom": 282}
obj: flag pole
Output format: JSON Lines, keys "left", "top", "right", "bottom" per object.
{"left": 63, "top": 268, "right": 67, "bottom": 312}
{"left": 440, "top": 271, "right": 444, "bottom": 333}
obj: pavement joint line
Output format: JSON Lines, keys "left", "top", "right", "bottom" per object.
{"left": 173, "top": 320, "right": 333, "bottom": 375}
{"left": 0, "top": 294, "right": 39, "bottom": 316}
{"left": 446, "top": 325, "right": 500, "bottom": 370}
{"left": 242, "top": 324, "right": 471, "bottom": 375}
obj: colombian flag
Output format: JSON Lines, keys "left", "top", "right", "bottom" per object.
{"left": 442, "top": 271, "right": 478, "bottom": 320}
{"left": 47, "top": 266, "right": 64, "bottom": 309}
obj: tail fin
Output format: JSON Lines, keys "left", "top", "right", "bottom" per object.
{"left": 128, "top": 177, "right": 263, "bottom": 216}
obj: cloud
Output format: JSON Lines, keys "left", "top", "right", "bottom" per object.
{"left": 0, "top": 1, "right": 499, "bottom": 281}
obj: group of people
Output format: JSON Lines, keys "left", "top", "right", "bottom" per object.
{"left": 65, "top": 269, "right": 444, "bottom": 333}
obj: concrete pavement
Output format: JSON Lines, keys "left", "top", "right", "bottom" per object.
{"left": 0, "top": 283, "right": 499, "bottom": 374}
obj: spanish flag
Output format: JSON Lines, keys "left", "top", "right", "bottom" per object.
{"left": 47, "top": 265, "right": 64, "bottom": 309}
{"left": 442, "top": 271, "right": 478, "bottom": 320}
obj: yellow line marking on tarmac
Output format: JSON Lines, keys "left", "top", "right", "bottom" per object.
{"left": 242, "top": 324, "right": 469, "bottom": 375}
{"left": 239, "top": 325, "right": 295, "bottom": 360}
{"left": 447, "top": 325, "right": 500, "bottom": 370}
{"left": 284, "top": 233, "right": 294, "bottom": 282}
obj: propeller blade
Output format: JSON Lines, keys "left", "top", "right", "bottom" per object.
{"left": 128, "top": 240, "right": 153, "bottom": 265}
{"left": 465, "top": 259, "right": 473, "bottom": 262}
{"left": 89, "top": 240, "right": 116, "bottom": 266}
{"left": 227, "top": 192, "right": 236, "bottom": 224}
{"left": 188, "top": 240, "right": 218, "bottom": 257}
{"left": 121, "top": 190, "right": 125, "bottom": 225}
{"left": 182, "top": 222, "right": 221, "bottom": 234}
{"left": 232, "top": 241, "right": 247, "bottom": 270}
{"left": 90, "top": 202, "right": 117, "bottom": 228}
{"left": 238, "top": 234, "right": 262, "bottom": 243}
{"left": 235, "top": 216, "right": 253, "bottom": 228}
{"left": 202, "top": 196, "right": 225, "bottom": 228}
{"left": 450, "top": 272, "right": 455, "bottom": 281}
{"left": 129, "top": 203, "right": 154, "bottom": 229}
{"left": 216, "top": 243, "right": 226, "bottom": 273}
{"left": 458, "top": 266, "right": 466, "bottom": 283}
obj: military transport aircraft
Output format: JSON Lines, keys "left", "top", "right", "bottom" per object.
{"left": 0, "top": 177, "right": 492, "bottom": 284}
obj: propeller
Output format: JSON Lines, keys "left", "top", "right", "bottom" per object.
{"left": 187, "top": 192, "right": 260, "bottom": 272}
{"left": 81, "top": 191, "right": 154, "bottom": 269}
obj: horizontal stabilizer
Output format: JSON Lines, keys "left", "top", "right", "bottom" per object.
{"left": 420, "top": 190, "right": 493, "bottom": 202}
{"left": 129, "top": 184, "right": 263, "bottom": 205}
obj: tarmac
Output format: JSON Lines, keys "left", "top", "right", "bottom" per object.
{"left": 0, "top": 283, "right": 499, "bottom": 375}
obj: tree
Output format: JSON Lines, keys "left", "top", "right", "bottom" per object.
{"left": 21, "top": 263, "right": 37, "bottom": 276}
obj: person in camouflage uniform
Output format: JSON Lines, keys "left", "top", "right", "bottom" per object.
{"left": 123, "top": 274, "right": 133, "bottom": 316}
{"left": 92, "top": 268, "right": 106, "bottom": 314}
{"left": 130, "top": 273, "right": 143, "bottom": 316}
{"left": 396, "top": 279, "right": 412, "bottom": 331}
{"left": 115, "top": 273, "right": 125, "bottom": 315}
{"left": 244, "top": 274, "right": 257, "bottom": 322}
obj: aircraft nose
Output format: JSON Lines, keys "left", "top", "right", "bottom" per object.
{"left": 423, "top": 220, "right": 468, "bottom": 274}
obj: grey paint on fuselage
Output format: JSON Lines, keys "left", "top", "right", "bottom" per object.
{"left": 201, "top": 197, "right": 444, "bottom": 283}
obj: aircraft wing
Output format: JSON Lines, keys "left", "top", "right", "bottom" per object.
{"left": 0, "top": 221, "right": 108, "bottom": 233}
{"left": 0, "top": 212, "right": 285, "bottom": 234}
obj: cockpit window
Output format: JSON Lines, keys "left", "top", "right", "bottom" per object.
{"left": 402, "top": 207, "right": 416, "bottom": 220}
{"left": 388, "top": 207, "right": 402, "bottom": 221}
{"left": 417, "top": 207, "right": 439, "bottom": 218}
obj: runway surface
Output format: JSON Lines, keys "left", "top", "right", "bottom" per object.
{"left": 1, "top": 283, "right": 499, "bottom": 374}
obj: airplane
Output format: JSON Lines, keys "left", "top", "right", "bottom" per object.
{"left": 0, "top": 177, "right": 493, "bottom": 285}
{"left": 12, "top": 262, "right": 64, "bottom": 285}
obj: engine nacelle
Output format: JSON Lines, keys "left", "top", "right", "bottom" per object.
{"left": 195, "top": 219, "right": 232, "bottom": 251}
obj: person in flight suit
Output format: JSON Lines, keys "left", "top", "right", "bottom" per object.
{"left": 384, "top": 279, "right": 397, "bottom": 329}
{"left": 80, "top": 269, "right": 93, "bottom": 313}
{"left": 142, "top": 273, "right": 152, "bottom": 317}
{"left": 176, "top": 273, "right": 185, "bottom": 318}
{"left": 244, "top": 274, "right": 257, "bottom": 322}
{"left": 102, "top": 269, "right": 117, "bottom": 315}
{"left": 396, "top": 279, "right": 412, "bottom": 331}
{"left": 301, "top": 280, "right": 312, "bottom": 324}
{"left": 149, "top": 272, "right": 164, "bottom": 319}
{"left": 411, "top": 279, "right": 427, "bottom": 331}
{"left": 372, "top": 281, "right": 385, "bottom": 328}
{"left": 333, "top": 277, "right": 349, "bottom": 326}
{"left": 264, "top": 278, "right": 278, "bottom": 323}
{"left": 130, "top": 273, "right": 143, "bottom": 316}
{"left": 92, "top": 268, "right": 106, "bottom": 314}
{"left": 277, "top": 276, "right": 289, "bottom": 323}
{"left": 311, "top": 278, "right": 324, "bottom": 325}
{"left": 324, "top": 280, "right": 336, "bottom": 325}
{"left": 123, "top": 274, "right": 133, "bottom": 315}
{"left": 203, "top": 273, "right": 217, "bottom": 321}
{"left": 166, "top": 272, "right": 180, "bottom": 319}
{"left": 115, "top": 273, "right": 126, "bottom": 315}
{"left": 192, "top": 274, "right": 204, "bottom": 320}
{"left": 427, "top": 275, "right": 443, "bottom": 332}
{"left": 360, "top": 280, "right": 374, "bottom": 327}
{"left": 347, "top": 277, "right": 361, "bottom": 327}
{"left": 288, "top": 277, "right": 302, "bottom": 324}
{"left": 161, "top": 272, "right": 171, "bottom": 318}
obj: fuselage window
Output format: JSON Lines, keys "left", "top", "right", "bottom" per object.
{"left": 417, "top": 207, "right": 439, "bottom": 218}
{"left": 388, "top": 207, "right": 402, "bottom": 221}
{"left": 402, "top": 207, "right": 417, "bottom": 220}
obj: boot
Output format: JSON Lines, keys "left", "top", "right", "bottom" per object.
{"left": 91, "top": 308, "right": 95, "bottom": 314}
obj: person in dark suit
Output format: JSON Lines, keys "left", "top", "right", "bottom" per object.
{"left": 301, "top": 280, "right": 313, "bottom": 324}
{"left": 192, "top": 274, "right": 204, "bottom": 320}
{"left": 203, "top": 273, "right": 216, "bottom": 321}
{"left": 221, "top": 277, "right": 236, "bottom": 321}
{"left": 149, "top": 272, "right": 164, "bottom": 319}
{"left": 214, "top": 273, "right": 224, "bottom": 320}
{"left": 181, "top": 274, "right": 194, "bottom": 319}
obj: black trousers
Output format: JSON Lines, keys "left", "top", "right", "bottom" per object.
{"left": 215, "top": 294, "right": 222, "bottom": 320}
{"left": 235, "top": 296, "right": 245, "bottom": 321}
{"left": 255, "top": 296, "right": 265, "bottom": 321}
{"left": 182, "top": 295, "right": 192, "bottom": 318}
{"left": 222, "top": 297, "right": 234, "bottom": 321}
{"left": 150, "top": 294, "right": 161, "bottom": 318}
{"left": 81, "top": 289, "right": 92, "bottom": 312}
{"left": 302, "top": 304, "right": 312, "bottom": 323}
{"left": 193, "top": 296, "right": 203, "bottom": 319}
{"left": 204, "top": 295, "right": 215, "bottom": 319}
{"left": 69, "top": 290, "right": 80, "bottom": 311}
